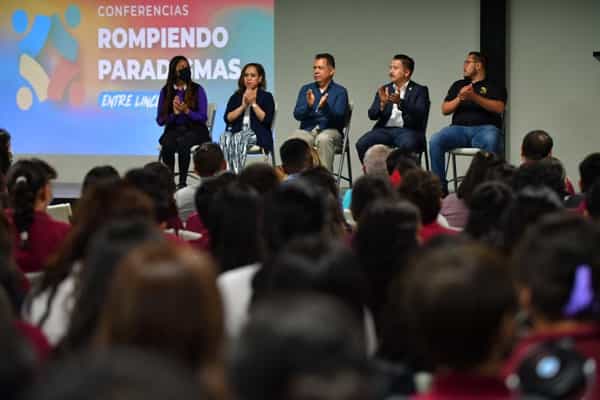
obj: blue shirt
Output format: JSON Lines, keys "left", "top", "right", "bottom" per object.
{"left": 293, "top": 80, "right": 349, "bottom": 133}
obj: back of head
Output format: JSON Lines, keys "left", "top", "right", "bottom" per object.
{"left": 350, "top": 175, "right": 396, "bottom": 222}
{"left": 355, "top": 200, "right": 420, "bottom": 317}
{"left": 81, "top": 165, "right": 120, "bottom": 196}
{"left": 522, "top": 130, "right": 553, "bottom": 161}
{"left": 143, "top": 161, "right": 176, "bottom": 196}
{"left": 465, "top": 181, "right": 514, "bottom": 244}
{"left": 457, "top": 150, "right": 501, "bottom": 204}
{"left": 579, "top": 153, "right": 600, "bottom": 192}
{"left": 501, "top": 186, "right": 564, "bottom": 253}
{"left": 299, "top": 166, "right": 338, "bottom": 200}
{"left": 513, "top": 213, "right": 600, "bottom": 322}
{"left": 25, "top": 349, "right": 203, "bottom": 400}
{"left": 364, "top": 145, "right": 392, "bottom": 176}
{"left": 586, "top": 180, "right": 600, "bottom": 219}
{"left": 35, "top": 182, "right": 155, "bottom": 300}
{"left": 386, "top": 149, "right": 419, "bottom": 175}
{"left": 254, "top": 236, "right": 367, "bottom": 319}
{"left": 397, "top": 169, "right": 442, "bottom": 225}
{"left": 512, "top": 158, "right": 567, "bottom": 199}
{"left": 97, "top": 243, "right": 223, "bottom": 373}
{"left": 239, "top": 163, "right": 280, "bottom": 195}
{"left": 125, "top": 167, "right": 173, "bottom": 224}
{"left": 6, "top": 159, "right": 57, "bottom": 248}
{"left": 401, "top": 242, "right": 515, "bottom": 371}
{"left": 262, "top": 180, "right": 327, "bottom": 255}
{"left": 193, "top": 142, "right": 225, "bottom": 177}
{"left": 60, "top": 219, "right": 165, "bottom": 353}
{"left": 205, "top": 183, "right": 263, "bottom": 272}
{"left": 280, "top": 138, "right": 311, "bottom": 175}
{"left": 194, "top": 171, "right": 237, "bottom": 222}
{"left": 0, "top": 128, "right": 12, "bottom": 176}
{"left": 231, "top": 294, "right": 369, "bottom": 400}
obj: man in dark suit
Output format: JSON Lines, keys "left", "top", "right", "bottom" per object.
{"left": 355, "top": 54, "right": 430, "bottom": 163}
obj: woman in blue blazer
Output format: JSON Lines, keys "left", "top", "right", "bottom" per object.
{"left": 221, "top": 63, "right": 275, "bottom": 172}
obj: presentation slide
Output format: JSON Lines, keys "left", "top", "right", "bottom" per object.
{"left": 0, "top": 0, "right": 274, "bottom": 156}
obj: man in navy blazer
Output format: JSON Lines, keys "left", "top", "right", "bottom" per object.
{"left": 356, "top": 54, "right": 430, "bottom": 163}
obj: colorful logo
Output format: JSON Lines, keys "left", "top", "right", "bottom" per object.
{"left": 11, "top": 5, "right": 84, "bottom": 111}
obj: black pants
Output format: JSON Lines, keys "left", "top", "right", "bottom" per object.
{"left": 160, "top": 124, "right": 210, "bottom": 185}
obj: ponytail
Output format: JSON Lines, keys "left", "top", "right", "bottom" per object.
{"left": 7, "top": 159, "right": 56, "bottom": 248}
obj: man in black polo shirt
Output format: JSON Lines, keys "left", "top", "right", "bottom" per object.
{"left": 429, "top": 52, "right": 507, "bottom": 192}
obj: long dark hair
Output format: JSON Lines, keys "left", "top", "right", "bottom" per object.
{"left": 7, "top": 159, "right": 57, "bottom": 248}
{"left": 237, "top": 63, "right": 267, "bottom": 94}
{"left": 159, "top": 55, "right": 197, "bottom": 123}
{"left": 0, "top": 129, "right": 12, "bottom": 176}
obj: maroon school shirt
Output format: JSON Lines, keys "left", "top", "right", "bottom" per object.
{"left": 412, "top": 371, "right": 512, "bottom": 400}
{"left": 15, "top": 319, "right": 51, "bottom": 363}
{"left": 503, "top": 324, "right": 600, "bottom": 399}
{"left": 184, "top": 212, "right": 211, "bottom": 250}
{"left": 5, "top": 209, "right": 70, "bottom": 273}
{"left": 419, "top": 221, "right": 458, "bottom": 244}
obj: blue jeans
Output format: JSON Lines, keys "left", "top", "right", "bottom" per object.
{"left": 356, "top": 127, "right": 419, "bottom": 163}
{"left": 429, "top": 124, "right": 501, "bottom": 188}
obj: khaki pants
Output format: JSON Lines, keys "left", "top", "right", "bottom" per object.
{"left": 290, "top": 129, "right": 342, "bottom": 172}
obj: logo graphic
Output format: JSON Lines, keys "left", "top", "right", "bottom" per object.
{"left": 11, "top": 5, "right": 84, "bottom": 110}
{"left": 480, "top": 86, "right": 487, "bottom": 95}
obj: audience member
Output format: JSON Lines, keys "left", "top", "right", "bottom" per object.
{"left": 80, "top": 165, "right": 120, "bottom": 196}
{"left": 521, "top": 129, "right": 553, "bottom": 162}
{"left": 354, "top": 200, "right": 420, "bottom": 333}
{"left": 175, "top": 142, "right": 226, "bottom": 221}
{"left": 58, "top": 219, "right": 165, "bottom": 354}
{"left": 565, "top": 152, "right": 600, "bottom": 210}
{"left": 95, "top": 242, "right": 226, "bottom": 399}
{"left": 397, "top": 169, "right": 457, "bottom": 242}
{"left": 401, "top": 243, "right": 516, "bottom": 399}
{"left": 440, "top": 150, "right": 501, "bottom": 229}
{"left": 342, "top": 144, "right": 391, "bottom": 209}
{"left": 24, "top": 182, "right": 155, "bottom": 344}
{"left": 218, "top": 180, "right": 327, "bottom": 338}
{"left": 350, "top": 175, "right": 397, "bottom": 224}
{"left": 205, "top": 183, "right": 263, "bottom": 273}
{"left": 505, "top": 213, "right": 600, "bottom": 398}
{"left": 230, "top": 294, "right": 372, "bottom": 400}
{"left": 279, "top": 138, "right": 312, "bottom": 178}
{"left": 6, "top": 159, "right": 70, "bottom": 273}
{"left": 143, "top": 161, "right": 183, "bottom": 230}
{"left": 464, "top": 181, "right": 514, "bottom": 248}
{"left": 238, "top": 163, "right": 280, "bottom": 195}
{"left": 25, "top": 349, "right": 205, "bottom": 400}
{"left": 512, "top": 157, "right": 568, "bottom": 200}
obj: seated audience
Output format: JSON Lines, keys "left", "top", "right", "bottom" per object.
{"left": 350, "top": 175, "right": 397, "bottom": 225}
{"left": 504, "top": 213, "right": 600, "bottom": 399}
{"left": 230, "top": 294, "right": 373, "bottom": 400}
{"left": 6, "top": 159, "right": 70, "bottom": 273}
{"left": 57, "top": 219, "right": 165, "bottom": 354}
{"left": 279, "top": 138, "right": 312, "bottom": 179}
{"left": 95, "top": 242, "right": 226, "bottom": 399}
{"left": 464, "top": 181, "right": 514, "bottom": 248}
{"left": 238, "top": 163, "right": 280, "bottom": 195}
{"left": 397, "top": 169, "right": 457, "bottom": 243}
{"left": 24, "top": 181, "right": 155, "bottom": 344}
{"left": 440, "top": 150, "right": 501, "bottom": 229}
{"left": 80, "top": 165, "right": 120, "bottom": 197}
{"left": 25, "top": 349, "right": 205, "bottom": 400}
{"left": 354, "top": 200, "right": 420, "bottom": 335}
{"left": 218, "top": 180, "right": 327, "bottom": 338}
{"left": 401, "top": 242, "right": 516, "bottom": 399}
{"left": 501, "top": 186, "right": 564, "bottom": 253}
{"left": 175, "top": 142, "right": 226, "bottom": 221}
{"left": 521, "top": 129, "right": 553, "bottom": 163}
{"left": 566, "top": 152, "right": 600, "bottom": 210}
{"left": 204, "top": 183, "right": 263, "bottom": 273}
{"left": 512, "top": 158, "right": 568, "bottom": 201}
{"left": 342, "top": 144, "right": 391, "bottom": 209}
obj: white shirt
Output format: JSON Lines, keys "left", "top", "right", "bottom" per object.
{"left": 385, "top": 81, "right": 410, "bottom": 128}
